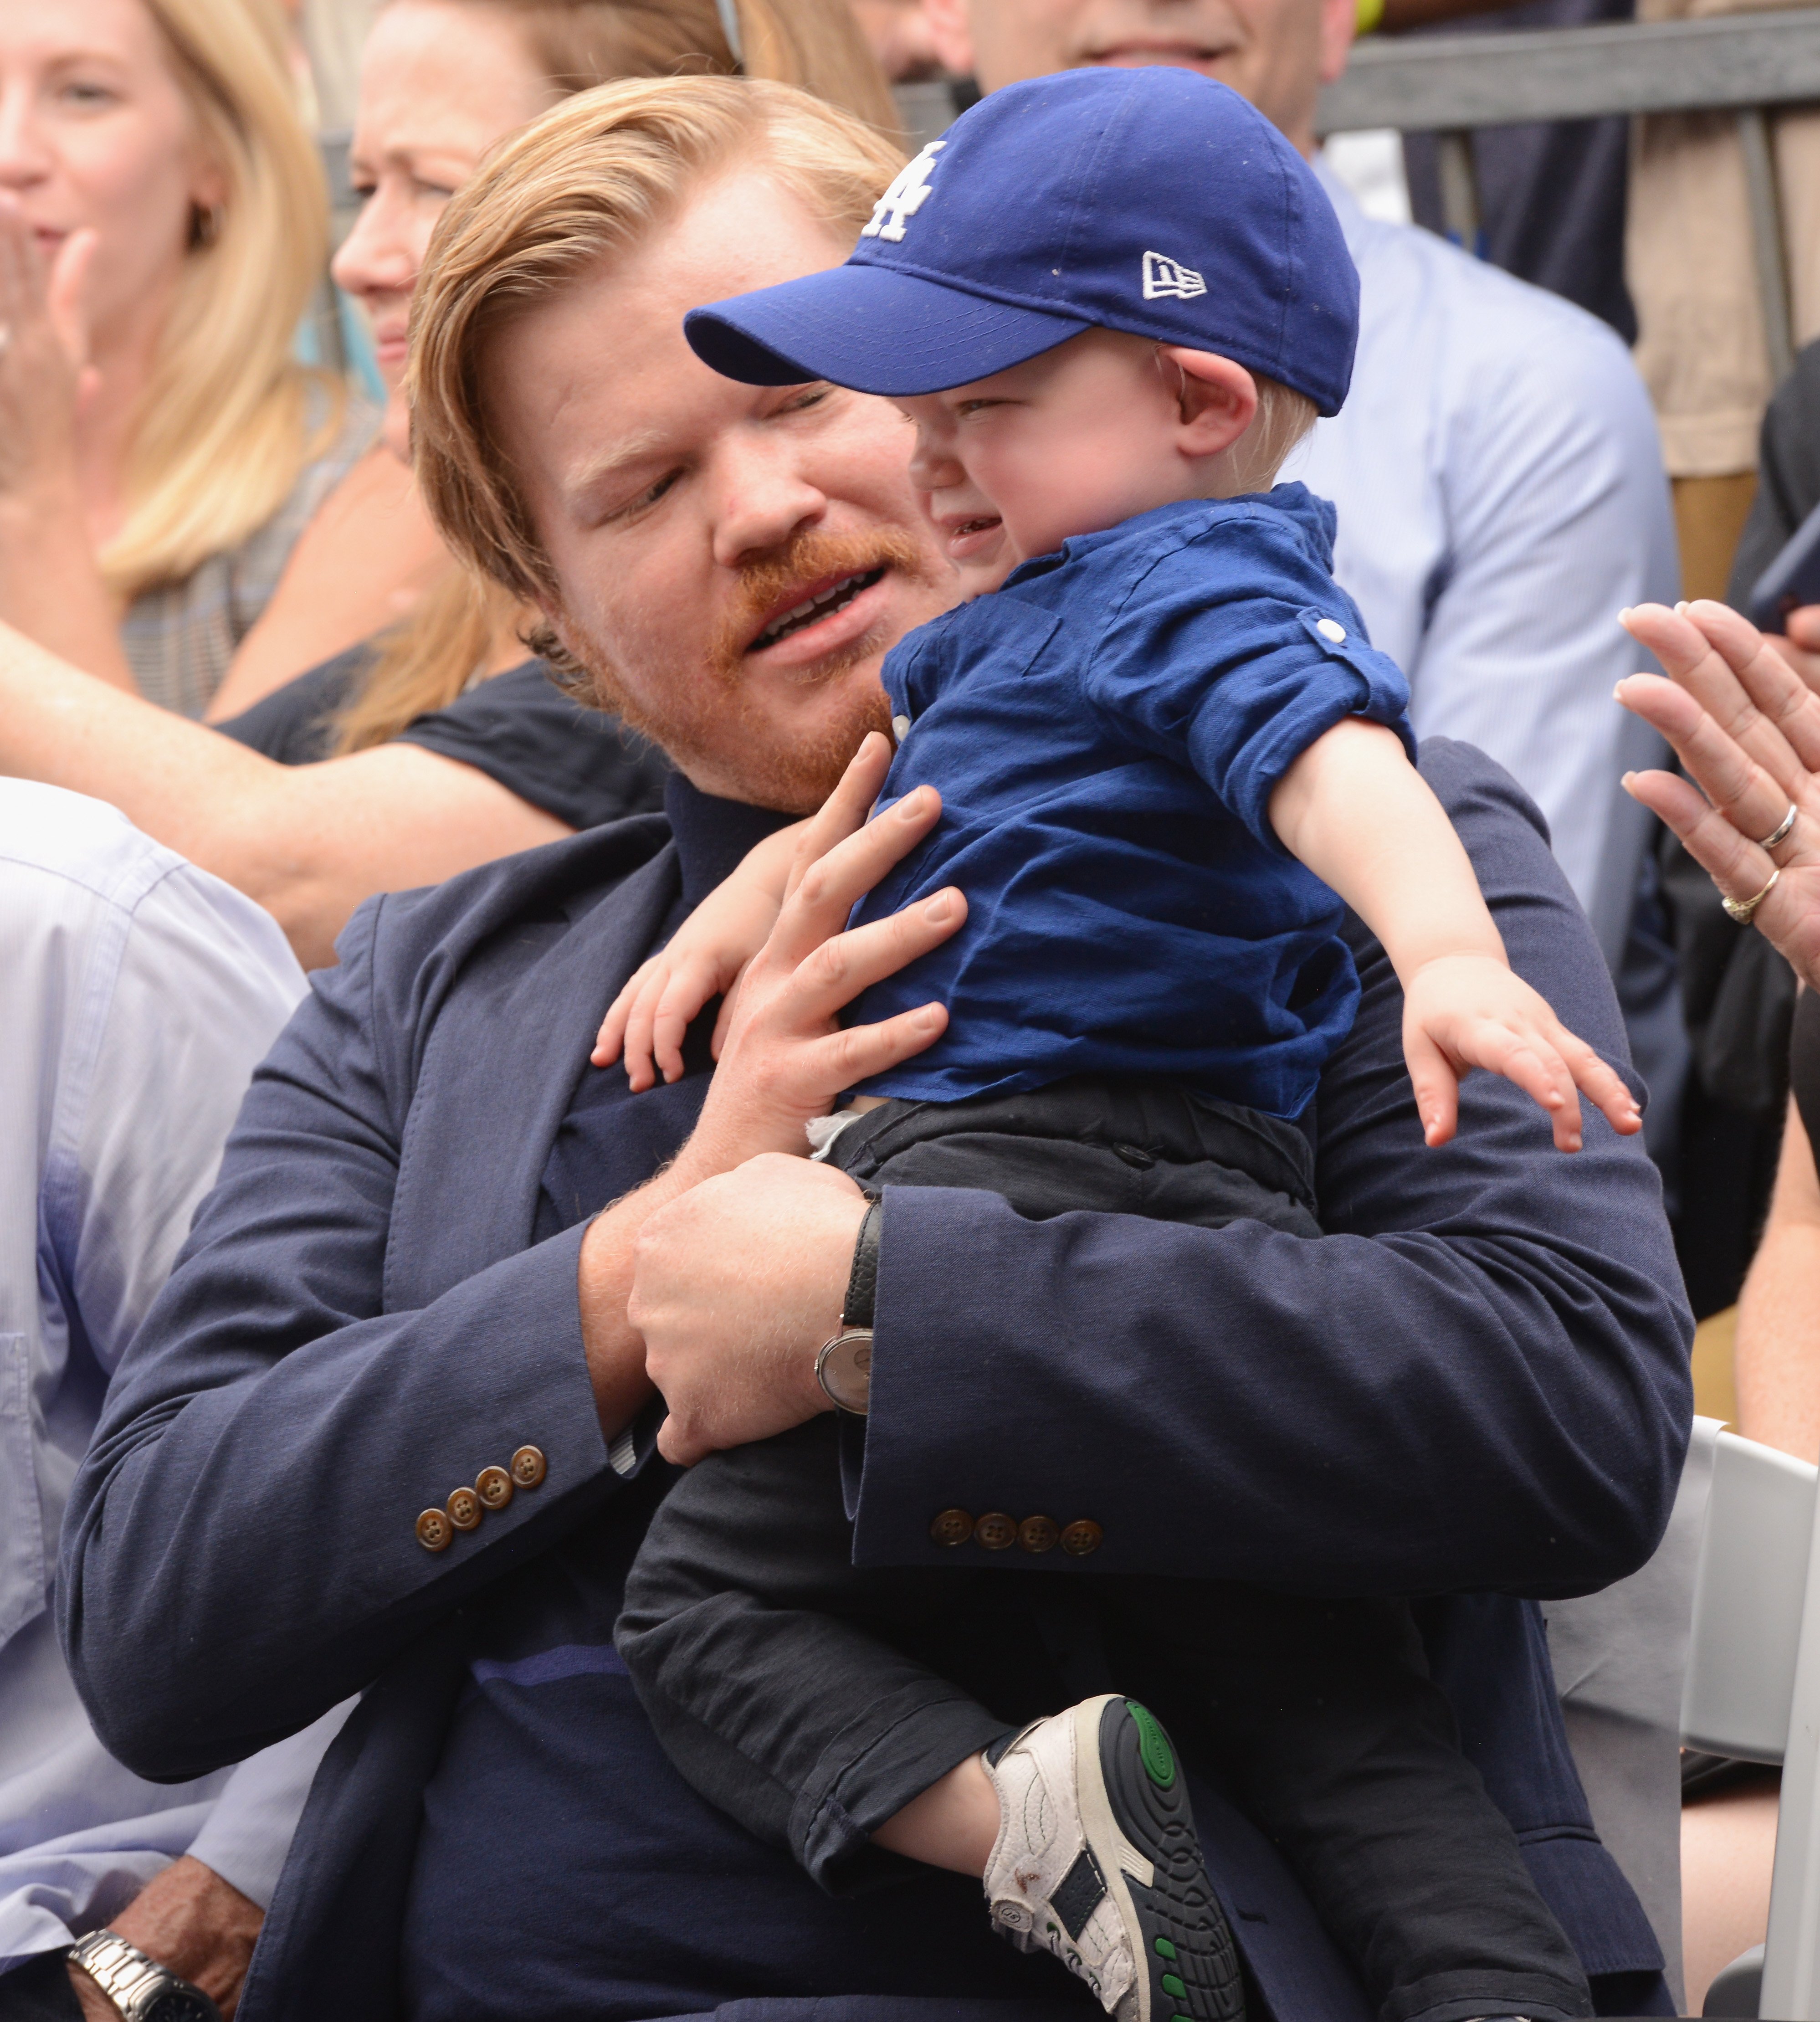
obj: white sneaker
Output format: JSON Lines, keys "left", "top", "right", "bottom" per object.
{"left": 980, "top": 1695, "right": 1244, "bottom": 2022}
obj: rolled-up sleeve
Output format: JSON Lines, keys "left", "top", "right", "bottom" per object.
{"left": 1082, "top": 513, "right": 1414, "bottom": 848}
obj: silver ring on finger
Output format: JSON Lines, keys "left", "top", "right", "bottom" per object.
{"left": 1723, "top": 867, "right": 1781, "bottom": 926}
{"left": 1756, "top": 801, "right": 1798, "bottom": 851}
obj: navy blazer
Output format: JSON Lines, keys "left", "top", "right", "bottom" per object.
{"left": 60, "top": 740, "right": 1692, "bottom": 2022}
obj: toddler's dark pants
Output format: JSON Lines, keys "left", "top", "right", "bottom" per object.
{"left": 616, "top": 1080, "right": 1592, "bottom": 2022}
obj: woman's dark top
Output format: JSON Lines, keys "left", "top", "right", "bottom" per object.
{"left": 1793, "top": 985, "right": 1820, "bottom": 1155}
{"left": 1730, "top": 336, "right": 1820, "bottom": 608}
{"left": 213, "top": 644, "right": 669, "bottom": 832}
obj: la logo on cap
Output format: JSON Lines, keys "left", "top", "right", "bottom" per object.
{"left": 1142, "top": 250, "right": 1206, "bottom": 301}
{"left": 861, "top": 141, "right": 945, "bottom": 242}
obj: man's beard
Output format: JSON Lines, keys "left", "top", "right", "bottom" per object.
{"left": 555, "top": 528, "right": 934, "bottom": 813}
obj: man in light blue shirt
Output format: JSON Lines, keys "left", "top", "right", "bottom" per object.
{"left": 918, "top": 0, "right": 1684, "bottom": 1135}
{"left": 0, "top": 781, "right": 344, "bottom": 2020}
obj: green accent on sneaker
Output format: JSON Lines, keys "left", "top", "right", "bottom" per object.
{"left": 1126, "top": 1700, "right": 1175, "bottom": 1786}
{"left": 1173, "top": 2012, "right": 1193, "bottom": 2021}
{"left": 1161, "top": 1975, "right": 1186, "bottom": 1997}
{"left": 1153, "top": 1939, "right": 1177, "bottom": 1960}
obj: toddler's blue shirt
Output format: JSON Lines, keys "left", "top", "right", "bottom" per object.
{"left": 849, "top": 485, "right": 1415, "bottom": 1119}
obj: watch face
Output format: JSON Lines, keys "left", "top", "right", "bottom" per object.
{"left": 145, "top": 1991, "right": 214, "bottom": 2022}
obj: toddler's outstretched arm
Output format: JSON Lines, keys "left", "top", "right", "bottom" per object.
{"left": 593, "top": 820, "right": 807, "bottom": 1089}
{"left": 1268, "top": 721, "right": 1642, "bottom": 1152}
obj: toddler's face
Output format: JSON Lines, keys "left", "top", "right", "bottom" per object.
{"left": 894, "top": 327, "right": 1238, "bottom": 595}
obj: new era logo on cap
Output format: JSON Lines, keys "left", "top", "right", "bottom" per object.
{"left": 861, "top": 140, "right": 945, "bottom": 243}
{"left": 1142, "top": 251, "right": 1206, "bottom": 301}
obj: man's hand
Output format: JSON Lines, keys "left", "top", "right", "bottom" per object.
{"left": 631, "top": 1155, "right": 870, "bottom": 1464}
{"left": 67, "top": 1858, "right": 263, "bottom": 2021}
{"left": 575, "top": 734, "right": 963, "bottom": 1434}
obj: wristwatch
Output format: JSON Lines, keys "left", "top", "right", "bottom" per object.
{"left": 815, "top": 1196, "right": 881, "bottom": 1415}
{"left": 67, "top": 1931, "right": 221, "bottom": 2022}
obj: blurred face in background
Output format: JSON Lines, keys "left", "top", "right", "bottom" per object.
{"left": 0, "top": 0, "right": 225, "bottom": 359}
{"left": 920, "top": 0, "right": 1355, "bottom": 154}
{"left": 332, "top": 0, "right": 560, "bottom": 457}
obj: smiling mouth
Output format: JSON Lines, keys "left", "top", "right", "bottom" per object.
{"left": 751, "top": 567, "right": 885, "bottom": 651}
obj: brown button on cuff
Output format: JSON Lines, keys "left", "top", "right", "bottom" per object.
{"left": 930, "top": 1508, "right": 974, "bottom": 1547}
{"left": 973, "top": 1511, "right": 1017, "bottom": 1550}
{"left": 1060, "top": 1518, "right": 1103, "bottom": 1557}
{"left": 415, "top": 1508, "right": 453, "bottom": 1553}
{"left": 446, "top": 1486, "right": 482, "bottom": 1532}
{"left": 1018, "top": 1515, "right": 1059, "bottom": 1554}
{"left": 510, "top": 1445, "right": 547, "bottom": 1489}
{"left": 475, "top": 1466, "right": 514, "bottom": 1511}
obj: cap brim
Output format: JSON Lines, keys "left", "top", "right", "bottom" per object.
{"left": 684, "top": 264, "right": 1089, "bottom": 397}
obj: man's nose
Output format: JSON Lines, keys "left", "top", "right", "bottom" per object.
{"left": 709, "top": 432, "right": 830, "bottom": 568}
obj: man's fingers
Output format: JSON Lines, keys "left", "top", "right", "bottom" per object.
{"left": 796, "top": 1001, "right": 949, "bottom": 1093}
{"left": 778, "top": 733, "right": 896, "bottom": 907}
{"left": 767, "top": 780, "right": 943, "bottom": 970}
{"left": 709, "top": 973, "right": 744, "bottom": 1059}
{"left": 779, "top": 888, "right": 966, "bottom": 1026}
{"left": 654, "top": 1414, "right": 701, "bottom": 1466}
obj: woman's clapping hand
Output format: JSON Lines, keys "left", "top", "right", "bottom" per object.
{"left": 1617, "top": 599, "right": 1820, "bottom": 989}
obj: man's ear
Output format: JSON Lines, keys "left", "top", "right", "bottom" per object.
{"left": 1319, "top": 0, "right": 1359, "bottom": 90}
{"left": 922, "top": 0, "right": 976, "bottom": 77}
{"left": 1156, "top": 347, "right": 1259, "bottom": 460}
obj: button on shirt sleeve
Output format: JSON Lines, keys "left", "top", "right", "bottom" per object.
{"left": 1080, "top": 512, "right": 1414, "bottom": 850}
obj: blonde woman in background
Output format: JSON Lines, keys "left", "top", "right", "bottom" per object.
{"left": 0, "top": 0, "right": 897, "bottom": 968}
{"left": 0, "top": 0, "right": 418, "bottom": 715}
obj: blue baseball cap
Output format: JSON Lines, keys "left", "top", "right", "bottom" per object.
{"left": 684, "top": 67, "right": 1359, "bottom": 414}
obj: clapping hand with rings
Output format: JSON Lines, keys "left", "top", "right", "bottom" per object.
{"left": 1616, "top": 599, "right": 1820, "bottom": 988}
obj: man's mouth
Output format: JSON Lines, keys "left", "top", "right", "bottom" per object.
{"left": 750, "top": 568, "right": 887, "bottom": 651}
{"left": 1086, "top": 40, "right": 1236, "bottom": 67}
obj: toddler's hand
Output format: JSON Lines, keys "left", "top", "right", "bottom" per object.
{"left": 1400, "top": 954, "right": 1643, "bottom": 1153}
{"left": 593, "top": 874, "right": 788, "bottom": 1091}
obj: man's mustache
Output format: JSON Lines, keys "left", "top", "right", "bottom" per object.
{"left": 708, "top": 529, "right": 935, "bottom": 679}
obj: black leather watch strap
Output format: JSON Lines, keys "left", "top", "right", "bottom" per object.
{"left": 842, "top": 1197, "right": 883, "bottom": 1330}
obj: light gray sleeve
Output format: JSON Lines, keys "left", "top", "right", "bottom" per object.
{"left": 182, "top": 1699, "right": 357, "bottom": 1911}
{"left": 1403, "top": 304, "right": 1681, "bottom": 964}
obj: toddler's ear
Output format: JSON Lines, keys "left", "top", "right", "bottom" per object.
{"left": 1157, "top": 346, "right": 1258, "bottom": 459}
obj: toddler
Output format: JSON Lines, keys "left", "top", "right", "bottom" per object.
{"left": 609, "top": 69, "right": 1633, "bottom": 2022}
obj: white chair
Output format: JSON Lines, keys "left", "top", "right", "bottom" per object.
{"left": 1682, "top": 1428, "right": 1820, "bottom": 2015}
